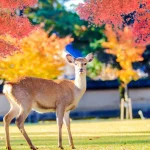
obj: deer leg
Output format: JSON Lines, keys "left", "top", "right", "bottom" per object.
{"left": 3, "top": 104, "right": 19, "bottom": 150}
{"left": 63, "top": 111, "right": 75, "bottom": 149}
{"left": 56, "top": 106, "right": 65, "bottom": 149}
{"left": 16, "top": 108, "right": 37, "bottom": 150}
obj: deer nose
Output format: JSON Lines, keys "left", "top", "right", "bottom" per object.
{"left": 79, "top": 68, "right": 83, "bottom": 72}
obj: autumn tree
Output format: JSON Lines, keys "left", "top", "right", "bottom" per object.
{"left": 76, "top": 0, "right": 150, "bottom": 44}
{"left": 0, "top": 28, "right": 73, "bottom": 81}
{"left": 102, "top": 25, "right": 146, "bottom": 99}
{"left": 101, "top": 25, "right": 146, "bottom": 119}
{"left": 26, "top": 0, "right": 105, "bottom": 55}
{"left": 0, "top": 0, "right": 38, "bottom": 57}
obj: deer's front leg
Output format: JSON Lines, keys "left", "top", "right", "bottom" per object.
{"left": 56, "top": 106, "right": 65, "bottom": 149}
{"left": 63, "top": 111, "right": 75, "bottom": 149}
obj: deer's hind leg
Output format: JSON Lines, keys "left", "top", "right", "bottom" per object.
{"left": 3, "top": 102, "right": 19, "bottom": 150}
{"left": 15, "top": 103, "right": 37, "bottom": 150}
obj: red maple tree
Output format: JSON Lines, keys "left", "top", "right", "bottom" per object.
{"left": 0, "top": 0, "right": 37, "bottom": 57}
{"left": 76, "top": 0, "right": 150, "bottom": 44}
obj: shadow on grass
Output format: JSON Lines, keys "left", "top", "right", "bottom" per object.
{"left": 0, "top": 135, "right": 150, "bottom": 150}
{"left": 9, "top": 135, "right": 150, "bottom": 145}
{"left": 75, "top": 135, "right": 150, "bottom": 145}
{"left": 100, "top": 131, "right": 150, "bottom": 134}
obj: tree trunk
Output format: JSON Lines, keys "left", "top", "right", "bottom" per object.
{"left": 119, "top": 80, "right": 130, "bottom": 119}
{"left": 119, "top": 81, "right": 129, "bottom": 101}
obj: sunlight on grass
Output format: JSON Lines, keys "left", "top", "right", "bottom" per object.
{"left": 0, "top": 119, "right": 150, "bottom": 150}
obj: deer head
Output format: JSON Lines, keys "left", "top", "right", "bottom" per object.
{"left": 66, "top": 53, "right": 94, "bottom": 76}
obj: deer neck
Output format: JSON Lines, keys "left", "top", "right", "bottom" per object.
{"left": 74, "top": 73, "right": 86, "bottom": 104}
{"left": 75, "top": 73, "right": 86, "bottom": 90}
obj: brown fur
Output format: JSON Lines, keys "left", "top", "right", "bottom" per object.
{"left": 3, "top": 53, "right": 94, "bottom": 150}
{"left": 5, "top": 77, "right": 76, "bottom": 111}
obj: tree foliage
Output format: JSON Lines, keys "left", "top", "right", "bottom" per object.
{"left": 0, "top": 0, "right": 37, "bottom": 57}
{"left": 26, "top": 0, "right": 105, "bottom": 55}
{"left": 0, "top": 0, "right": 37, "bottom": 9}
{"left": 0, "top": 28, "right": 73, "bottom": 81}
{"left": 99, "top": 64, "right": 118, "bottom": 81}
{"left": 76, "top": 0, "right": 150, "bottom": 44}
{"left": 102, "top": 25, "right": 146, "bottom": 84}
{"left": 87, "top": 59, "right": 118, "bottom": 81}
{"left": 87, "top": 58, "right": 102, "bottom": 80}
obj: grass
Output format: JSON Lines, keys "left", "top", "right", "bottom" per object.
{"left": 0, "top": 119, "right": 150, "bottom": 150}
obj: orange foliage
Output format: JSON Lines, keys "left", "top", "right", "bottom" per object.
{"left": 102, "top": 25, "right": 146, "bottom": 84}
{"left": 0, "top": 0, "right": 37, "bottom": 57}
{"left": 0, "top": 28, "right": 73, "bottom": 81}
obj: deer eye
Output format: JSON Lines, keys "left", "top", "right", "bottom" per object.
{"left": 84, "top": 63, "right": 87, "bottom": 65}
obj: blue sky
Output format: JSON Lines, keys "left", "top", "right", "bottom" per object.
{"left": 64, "top": 0, "right": 84, "bottom": 11}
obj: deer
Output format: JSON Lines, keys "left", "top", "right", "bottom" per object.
{"left": 3, "top": 53, "right": 94, "bottom": 150}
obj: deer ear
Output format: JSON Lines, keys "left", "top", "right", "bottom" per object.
{"left": 86, "top": 53, "right": 94, "bottom": 62}
{"left": 66, "top": 54, "right": 75, "bottom": 63}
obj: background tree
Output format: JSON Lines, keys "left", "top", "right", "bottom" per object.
{"left": 102, "top": 25, "right": 146, "bottom": 99}
{"left": 25, "top": 0, "right": 105, "bottom": 55}
{"left": 0, "top": 28, "right": 73, "bottom": 81}
{"left": 139, "top": 45, "right": 150, "bottom": 75}
{"left": 76, "top": 0, "right": 150, "bottom": 44}
{"left": 0, "top": 0, "right": 38, "bottom": 57}
{"left": 86, "top": 58, "right": 102, "bottom": 80}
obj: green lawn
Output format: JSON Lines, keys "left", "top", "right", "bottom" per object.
{"left": 0, "top": 119, "right": 150, "bottom": 150}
